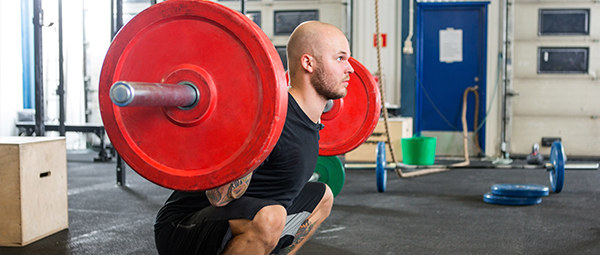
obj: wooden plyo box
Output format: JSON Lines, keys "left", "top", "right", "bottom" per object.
{"left": 0, "top": 137, "right": 68, "bottom": 246}
{"left": 344, "top": 118, "right": 413, "bottom": 162}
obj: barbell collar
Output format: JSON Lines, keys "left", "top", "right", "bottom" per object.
{"left": 323, "top": 100, "right": 334, "bottom": 113}
{"left": 309, "top": 172, "right": 320, "bottom": 182}
{"left": 110, "top": 81, "right": 199, "bottom": 108}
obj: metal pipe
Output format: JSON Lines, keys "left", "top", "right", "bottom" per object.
{"left": 58, "top": 0, "right": 66, "bottom": 136}
{"left": 116, "top": 0, "right": 123, "bottom": 33}
{"left": 110, "top": 0, "right": 114, "bottom": 39}
{"left": 82, "top": 1, "right": 90, "bottom": 122}
{"left": 402, "top": 0, "right": 414, "bottom": 54}
{"left": 33, "top": 0, "right": 45, "bottom": 136}
{"left": 241, "top": 0, "right": 246, "bottom": 15}
{"left": 500, "top": 0, "right": 509, "bottom": 159}
{"left": 111, "top": 0, "right": 123, "bottom": 39}
{"left": 110, "top": 82, "right": 199, "bottom": 108}
{"left": 347, "top": 0, "right": 353, "bottom": 50}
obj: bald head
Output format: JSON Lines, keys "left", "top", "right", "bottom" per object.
{"left": 286, "top": 21, "right": 349, "bottom": 77}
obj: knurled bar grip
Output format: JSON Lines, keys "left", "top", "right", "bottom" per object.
{"left": 110, "top": 81, "right": 199, "bottom": 107}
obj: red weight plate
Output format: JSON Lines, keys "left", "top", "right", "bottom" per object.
{"left": 99, "top": 0, "right": 287, "bottom": 191}
{"left": 319, "top": 58, "right": 381, "bottom": 156}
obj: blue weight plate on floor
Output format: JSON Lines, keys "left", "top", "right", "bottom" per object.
{"left": 491, "top": 184, "right": 549, "bottom": 197}
{"left": 549, "top": 141, "right": 565, "bottom": 193}
{"left": 483, "top": 192, "right": 542, "bottom": 206}
{"left": 376, "top": 141, "right": 387, "bottom": 193}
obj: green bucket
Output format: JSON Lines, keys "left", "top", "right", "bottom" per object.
{"left": 401, "top": 136, "right": 437, "bottom": 165}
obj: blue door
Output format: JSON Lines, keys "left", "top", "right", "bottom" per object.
{"left": 416, "top": 2, "right": 489, "bottom": 153}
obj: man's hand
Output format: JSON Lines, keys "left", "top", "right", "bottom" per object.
{"left": 206, "top": 172, "right": 253, "bottom": 207}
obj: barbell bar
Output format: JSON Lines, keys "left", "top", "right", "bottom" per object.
{"left": 348, "top": 162, "right": 599, "bottom": 171}
{"left": 371, "top": 141, "right": 597, "bottom": 193}
{"left": 544, "top": 163, "right": 598, "bottom": 170}
{"left": 346, "top": 162, "right": 599, "bottom": 171}
{"left": 110, "top": 81, "right": 199, "bottom": 108}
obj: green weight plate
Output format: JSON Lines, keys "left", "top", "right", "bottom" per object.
{"left": 314, "top": 156, "right": 346, "bottom": 197}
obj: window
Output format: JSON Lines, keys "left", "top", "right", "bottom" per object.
{"left": 246, "top": 11, "right": 261, "bottom": 27}
{"left": 539, "top": 9, "right": 590, "bottom": 35}
{"left": 538, "top": 47, "right": 588, "bottom": 74}
{"left": 274, "top": 10, "right": 318, "bottom": 35}
{"left": 275, "top": 46, "right": 288, "bottom": 71}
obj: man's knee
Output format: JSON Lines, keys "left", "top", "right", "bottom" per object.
{"left": 318, "top": 185, "right": 334, "bottom": 217}
{"left": 252, "top": 205, "right": 287, "bottom": 247}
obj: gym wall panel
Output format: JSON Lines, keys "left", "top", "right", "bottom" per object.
{"left": 512, "top": 115, "right": 600, "bottom": 157}
{"left": 512, "top": 41, "right": 598, "bottom": 78}
{"left": 0, "top": 1, "right": 24, "bottom": 136}
{"left": 512, "top": 79, "right": 600, "bottom": 117}
{"left": 511, "top": 0, "right": 600, "bottom": 156}
{"left": 513, "top": 2, "right": 599, "bottom": 40}
{"left": 352, "top": 0, "right": 400, "bottom": 106}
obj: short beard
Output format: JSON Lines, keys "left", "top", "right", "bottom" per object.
{"left": 311, "top": 63, "right": 346, "bottom": 100}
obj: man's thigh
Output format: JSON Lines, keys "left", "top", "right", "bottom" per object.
{"left": 156, "top": 196, "right": 279, "bottom": 255}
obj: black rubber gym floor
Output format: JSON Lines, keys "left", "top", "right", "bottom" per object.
{"left": 1, "top": 150, "right": 599, "bottom": 255}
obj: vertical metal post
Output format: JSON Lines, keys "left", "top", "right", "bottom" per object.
{"left": 115, "top": 0, "right": 126, "bottom": 186}
{"left": 111, "top": 0, "right": 123, "bottom": 39}
{"left": 347, "top": 0, "right": 353, "bottom": 50}
{"left": 150, "top": 0, "right": 157, "bottom": 5}
{"left": 110, "top": 0, "right": 115, "bottom": 39}
{"left": 500, "top": 0, "right": 509, "bottom": 159}
{"left": 116, "top": 154, "right": 126, "bottom": 186}
{"left": 82, "top": 1, "right": 90, "bottom": 122}
{"left": 58, "top": 0, "right": 66, "bottom": 136}
{"left": 241, "top": 0, "right": 247, "bottom": 15}
{"left": 116, "top": 0, "right": 123, "bottom": 32}
{"left": 33, "top": 0, "right": 45, "bottom": 136}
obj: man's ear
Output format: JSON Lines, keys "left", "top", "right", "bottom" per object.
{"left": 300, "top": 54, "right": 314, "bottom": 73}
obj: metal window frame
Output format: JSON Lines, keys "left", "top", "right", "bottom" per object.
{"left": 273, "top": 9, "right": 319, "bottom": 35}
{"left": 537, "top": 47, "right": 589, "bottom": 74}
{"left": 538, "top": 9, "right": 590, "bottom": 36}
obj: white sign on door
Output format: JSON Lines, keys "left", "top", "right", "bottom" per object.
{"left": 439, "top": 28, "right": 463, "bottom": 63}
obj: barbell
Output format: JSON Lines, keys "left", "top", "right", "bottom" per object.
{"left": 374, "top": 140, "right": 598, "bottom": 193}
{"left": 98, "top": 0, "right": 381, "bottom": 191}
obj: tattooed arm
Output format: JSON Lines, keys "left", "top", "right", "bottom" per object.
{"left": 206, "top": 172, "right": 253, "bottom": 207}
